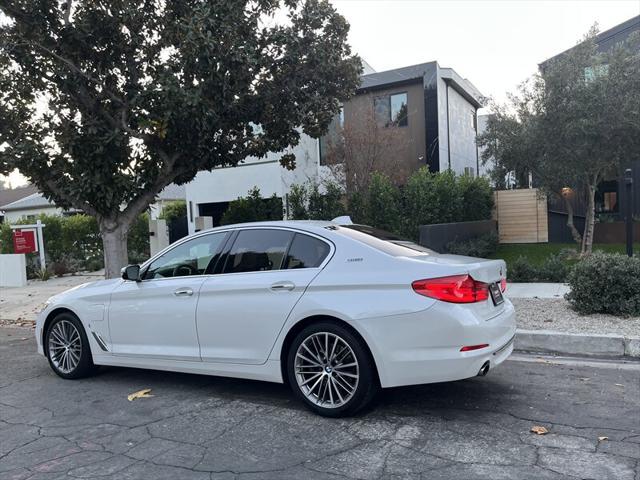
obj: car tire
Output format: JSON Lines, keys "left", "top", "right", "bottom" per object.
{"left": 45, "top": 313, "right": 97, "bottom": 379}
{"left": 287, "top": 321, "right": 379, "bottom": 417}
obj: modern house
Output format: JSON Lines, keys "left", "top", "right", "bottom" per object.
{"left": 321, "top": 62, "right": 484, "bottom": 178}
{"left": 185, "top": 60, "right": 484, "bottom": 232}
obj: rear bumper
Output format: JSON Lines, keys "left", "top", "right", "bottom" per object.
{"left": 353, "top": 299, "right": 516, "bottom": 388}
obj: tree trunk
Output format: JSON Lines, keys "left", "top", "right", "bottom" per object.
{"left": 563, "top": 196, "right": 582, "bottom": 245}
{"left": 100, "top": 221, "right": 130, "bottom": 279}
{"left": 581, "top": 184, "right": 597, "bottom": 256}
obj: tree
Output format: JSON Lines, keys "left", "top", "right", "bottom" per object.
{"left": 322, "top": 109, "right": 410, "bottom": 196}
{"left": 0, "top": 0, "right": 360, "bottom": 277}
{"left": 478, "top": 27, "right": 640, "bottom": 254}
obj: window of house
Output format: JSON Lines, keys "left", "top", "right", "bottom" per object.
{"left": 374, "top": 93, "right": 408, "bottom": 127}
{"left": 224, "top": 229, "right": 293, "bottom": 273}
{"left": 143, "top": 232, "right": 227, "bottom": 279}
{"left": 464, "top": 167, "right": 475, "bottom": 177}
{"left": 374, "top": 96, "right": 391, "bottom": 127}
{"left": 319, "top": 109, "right": 344, "bottom": 166}
{"left": 595, "top": 180, "right": 619, "bottom": 213}
{"left": 283, "top": 234, "right": 331, "bottom": 269}
{"left": 390, "top": 93, "right": 408, "bottom": 127}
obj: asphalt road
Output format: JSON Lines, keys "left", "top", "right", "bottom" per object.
{"left": 1, "top": 327, "right": 638, "bottom": 480}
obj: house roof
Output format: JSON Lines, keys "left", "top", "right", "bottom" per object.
{"left": 0, "top": 192, "right": 56, "bottom": 212}
{"left": 357, "top": 61, "right": 484, "bottom": 108}
{"left": 0, "top": 183, "right": 185, "bottom": 212}
{"left": 540, "top": 15, "right": 640, "bottom": 68}
{"left": 359, "top": 61, "right": 437, "bottom": 91}
{"left": 0, "top": 185, "right": 38, "bottom": 210}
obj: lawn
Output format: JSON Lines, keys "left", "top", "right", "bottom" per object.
{"left": 489, "top": 242, "right": 640, "bottom": 266}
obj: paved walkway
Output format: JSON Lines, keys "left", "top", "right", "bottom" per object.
{"left": 0, "top": 271, "right": 104, "bottom": 324}
{"left": 507, "top": 283, "right": 570, "bottom": 299}
{"left": 1, "top": 327, "right": 638, "bottom": 480}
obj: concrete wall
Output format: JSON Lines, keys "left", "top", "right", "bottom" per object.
{"left": 184, "top": 133, "right": 320, "bottom": 234}
{"left": 0, "top": 254, "right": 27, "bottom": 287}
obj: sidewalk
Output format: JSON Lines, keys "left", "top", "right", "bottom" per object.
{"left": 0, "top": 271, "right": 104, "bottom": 325}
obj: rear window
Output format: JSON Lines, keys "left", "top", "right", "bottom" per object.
{"left": 329, "top": 225, "right": 435, "bottom": 257}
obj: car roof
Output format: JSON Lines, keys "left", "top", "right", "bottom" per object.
{"left": 197, "top": 220, "right": 337, "bottom": 235}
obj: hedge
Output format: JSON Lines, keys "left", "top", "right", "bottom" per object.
{"left": 0, "top": 213, "right": 150, "bottom": 276}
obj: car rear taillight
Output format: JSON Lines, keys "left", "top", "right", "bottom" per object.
{"left": 412, "top": 274, "right": 489, "bottom": 303}
{"left": 500, "top": 278, "right": 507, "bottom": 292}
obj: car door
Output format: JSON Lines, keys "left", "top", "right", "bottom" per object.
{"left": 107, "top": 231, "right": 228, "bottom": 361}
{"left": 196, "top": 228, "right": 332, "bottom": 364}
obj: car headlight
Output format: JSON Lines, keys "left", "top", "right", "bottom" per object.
{"left": 38, "top": 299, "right": 52, "bottom": 314}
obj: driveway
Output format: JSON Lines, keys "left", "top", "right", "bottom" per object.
{"left": 1, "top": 327, "right": 638, "bottom": 480}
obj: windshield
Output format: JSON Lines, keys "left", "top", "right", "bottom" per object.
{"left": 328, "top": 225, "right": 436, "bottom": 257}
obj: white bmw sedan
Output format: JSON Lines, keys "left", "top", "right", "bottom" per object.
{"left": 36, "top": 220, "right": 515, "bottom": 417}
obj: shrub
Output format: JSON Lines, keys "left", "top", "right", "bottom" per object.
{"left": 362, "top": 173, "right": 402, "bottom": 233}
{"left": 220, "top": 187, "right": 283, "bottom": 225}
{"left": 508, "top": 256, "right": 539, "bottom": 282}
{"left": 159, "top": 200, "right": 187, "bottom": 223}
{"left": 566, "top": 252, "right": 640, "bottom": 316}
{"left": 401, "top": 169, "right": 494, "bottom": 240}
{"left": 445, "top": 231, "right": 499, "bottom": 258}
{"left": 538, "top": 253, "right": 570, "bottom": 283}
{"left": 458, "top": 175, "right": 494, "bottom": 222}
{"left": 1, "top": 212, "right": 148, "bottom": 271}
{"left": 287, "top": 180, "right": 345, "bottom": 220}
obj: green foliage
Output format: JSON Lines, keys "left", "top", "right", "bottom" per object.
{"left": 566, "top": 253, "right": 640, "bottom": 316}
{"left": 507, "top": 252, "right": 571, "bottom": 282}
{"left": 403, "top": 169, "right": 460, "bottom": 238}
{"left": 127, "top": 213, "right": 151, "bottom": 264}
{"left": 35, "top": 268, "right": 52, "bottom": 281}
{"left": 220, "top": 187, "right": 283, "bottom": 225}
{"left": 361, "top": 173, "right": 402, "bottom": 233}
{"left": 159, "top": 200, "right": 187, "bottom": 223}
{"left": 445, "top": 232, "right": 499, "bottom": 258}
{"left": 0, "top": 213, "right": 148, "bottom": 272}
{"left": 344, "top": 168, "right": 494, "bottom": 240}
{"left": 458, "top": 175, "right": 494, "bottom": 222}
{"left": 508, "top": 256, "right": 540, "bottom": 282}
{"left": 0, "top": 1, "right": 361, "bottom": 276}
{"left": 477, "top": 27, "right": 640, "bottom": 253}
{"left": 287, "top": 180, "right": 345, "bottom": 220}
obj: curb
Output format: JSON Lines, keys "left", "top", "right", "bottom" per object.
{"left": 515, "top": 329, "right": 640, "bottom": 358}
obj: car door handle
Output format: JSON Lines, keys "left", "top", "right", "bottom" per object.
{"left": 174, "top": 288, "right": 194, "bottom": 297}
{"left": 270, "top": 282, "right": 295, "bottom": 291}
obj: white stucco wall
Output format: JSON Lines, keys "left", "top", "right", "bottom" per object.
{"left": 436, "top": 69, "right": 480, "bottom": 176}
{"left": 477, "top": 114, "right": 495, "bottom": 178}
{"left": 185, "top": 134, "right": 320, "bottom": 233}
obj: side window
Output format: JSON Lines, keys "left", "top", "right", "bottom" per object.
{"left": 143, "top": 232, "right": 226, "bottom": 279}
{"left": 284, "top": 234, "right": 330, "bottom": 269}
{"left": 224, "top": 229, "right": 293, "bottom": 274}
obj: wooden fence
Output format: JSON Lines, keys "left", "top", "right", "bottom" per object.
{"left": 494, "top": 189, "right": 548, "bottom": 243}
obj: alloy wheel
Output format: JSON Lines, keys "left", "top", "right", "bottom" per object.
{"left": 48, "top": 320, "right": 82, "bottom": 374}
{"left": 294, "top": 332, "right": 359, "bottom": 408}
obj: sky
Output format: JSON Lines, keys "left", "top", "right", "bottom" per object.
{"left": 330, "top": 0, "right": 639, "bottom": 104}
{"left": 2, "top": 0, "right": 638, "bottom": 188}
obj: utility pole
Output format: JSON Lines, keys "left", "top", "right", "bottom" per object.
{"left": 624, "top": 168, "right": 634, "bottom": 257}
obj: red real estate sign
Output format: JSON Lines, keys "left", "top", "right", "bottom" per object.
{"left": 12, "top": 229, "right": 38, "bottom": 254}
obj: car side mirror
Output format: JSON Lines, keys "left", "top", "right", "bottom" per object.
{"left": 121, "top": 264, "right": 141, "bottom": 282}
